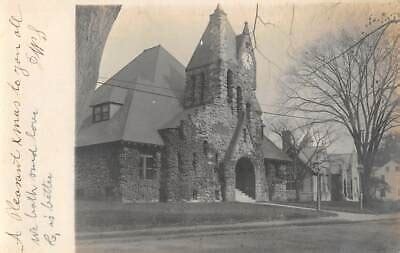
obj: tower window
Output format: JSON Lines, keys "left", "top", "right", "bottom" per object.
{"left": 246, "top": 42, "right": 251, "bottom": 49}
{"left": 243, "top": 128, "right": 247, "bottom": 143}
{"left": 191, "top": 75, "right": 196, "bottom": 105}
{"left": 227, "top": 70, "right": 233, "bottom": 103}
{"left": 177, "top": 152, "right": 184, "bottom": 174}
{"left": 203, "top": 140, "right": 209, "bottom": 155}
{"left": 192, "top": 153, "right": 197, "bottom": 174}
{"left": 236, "top": 86, "right": 242, "bottom": 112}
{"left": 200, "top": 73, "right": 206, "bottom": 104}
{"left": 92, "top": 103, "right": 110, "bottom": 123}
{"left": 179, "top": 120, "right": 185, "bottom": 139}
{"left": 246, "top": 103, "right": 251, "bottom": 121}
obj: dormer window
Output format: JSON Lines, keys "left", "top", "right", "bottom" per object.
{"left": 93, "top": 103, "right": 110, "bottom": 123}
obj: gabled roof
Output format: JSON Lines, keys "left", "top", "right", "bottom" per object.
{"left": 76, "top": 45, "right": 186, "bottom": 147}
{"left": 261, "top": 137, "right": 292, "bottom": 162}
{"left": 187, "top": 5, "right": 238, "bottom": 70}
{"left": 374, "top": 159, "right": 400, "bottom": 171}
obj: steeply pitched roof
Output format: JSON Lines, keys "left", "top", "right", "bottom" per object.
{"left": 261, "top": 137, "right": 292, "bottom": 162}
{"left": 187, "top": 5, "right": 238, "bottom": 70}
{"left": 76, "top": 45, "right": 186, "bottom": 147}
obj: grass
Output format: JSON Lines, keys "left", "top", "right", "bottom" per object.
{"left": 271, "top": 200, "right": 400, "bottom": 214}
{"left": 76, "top": 200, "right": 333, "bottom": 232}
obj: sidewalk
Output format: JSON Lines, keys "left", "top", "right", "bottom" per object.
{"left": 258, "top": 202, "right": 400, "bottom": 221}
{"left": 77, "top": 202, "right": 400, "bottom": 243}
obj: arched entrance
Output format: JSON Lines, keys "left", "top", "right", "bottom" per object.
{"left": 235, "top": 157, "right": 255, "bottom": 199}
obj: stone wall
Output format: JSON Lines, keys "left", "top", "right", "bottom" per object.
{"left": 75, "top": 142, "right": 121, "bottom": 199}
{"left": 75, "top": 141, "right": 161, "bottom": 202}
{"left": 119, "top": 143, "right": 161, "bottom": 202}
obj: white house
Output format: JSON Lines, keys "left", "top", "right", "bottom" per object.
{"left": 373, "top": 160, "right": 400, "bottom": 201}
{"left": 328, "top": 152, "right": 361, "bottom": 201}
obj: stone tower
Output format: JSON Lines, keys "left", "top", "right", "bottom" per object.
{"left": 159, "top": 5, "right": 267, "bottom": 202}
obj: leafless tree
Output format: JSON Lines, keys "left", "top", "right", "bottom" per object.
{"left": 284, "top": 22, "right": 400, "bottom": 202}
{"left": 270, "top": 120, "right": 334, "bottom": 201}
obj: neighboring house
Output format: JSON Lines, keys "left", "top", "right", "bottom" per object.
{"left": 372, "top": 160, "right": 400, "bottom": 201}
{"left": 76, "top": 5, "right": 286, "bottom": 202}
{"left": 328, "top": 152, "right": 361, "bottom": 201}
{"left": 276, "top": 131, "right": 331, "bottom": 202}
{"left": 299, "top": 146, "right": 331, "bottom": 202}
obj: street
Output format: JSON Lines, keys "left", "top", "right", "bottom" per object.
{"left": 77, "top": 219, "right": 400, "bottom": 253}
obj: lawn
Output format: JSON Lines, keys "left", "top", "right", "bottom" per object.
{"left": 272, "top": 200, "right": 400, "bottom": 214}
{"left": 76, "top": 201, "right": 333, "bottom": 232}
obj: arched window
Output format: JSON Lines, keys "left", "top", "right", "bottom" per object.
{"left": 192, "top": 152, "right": 197, "bottom": 174}
{"left": 243, "top": 128, "right": 247, "bottom": 143}
{"left": 227, "top": 70, "right": 233, "bottom": 103}
{"left": 203, "top": 140, "right": 209, "bottom": 155}
{"left": 191, "top": 75, "right": 196, "bottom": 105}
{"left": 200, "top": 73, "right": 205, "bottom": 104}
{"left": 236, "top": 86, "right": 242, "bottom": 112}
{"left": 179, "top": 120, "right": 184, "bottom": 139}
{"left": 177, "top": 152, "right": 183, "bottom": 174}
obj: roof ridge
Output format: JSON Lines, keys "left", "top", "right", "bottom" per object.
{"left": 157, "top": 45, "right": 185, "bottom": 68}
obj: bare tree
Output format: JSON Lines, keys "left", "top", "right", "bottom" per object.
{"left": 284, "top": 22, "right": 400, "bottom": 203}
{"left": 271, "top": 121, "right": 334, "bottom": 201}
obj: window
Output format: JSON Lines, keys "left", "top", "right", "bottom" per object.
{"left": 381, "top": 175, "right": 385, "bottom": 181}
{"left": 396, "top": 166, "right": 400, "bottom": 172}
{"left": 139, "top": 155, "right": 157, "bottom": 180}
{"left": 215, "top": 190, "right": 220, "bottom": 200}
{"left": 227, "top": 70, "right": 233, "bottom": 103}
{"left": 192, "top": 153, "right": 197, "bottom": 174}
{"left": 243, "top": 128, "right": 247, "bottom": 143}
{"left": 191, "top": 75, "right": 196, "bottom": 104}
{"left": 385, "top": 166, "right": 390, "bottom": 172}
{"left": 246, "top": 103, "right": 251, "bottom": 121}
{"left": 192, "top": 190, "right": 198, "bottom": 200}
{"left": 380, "top": 188, "right": 386, "bottom": 198}
{"left": 236, "top": 86, "right": 242, "bottom": 112}
{"left": 200, "top": 73, "right": 205, "bottom": 103}
{"left": 260, "top": 123, "right": 265, "bottom": 138}
{"left": 286, "top": 180, "right": 296, "bottom": 190}
{"left": 179, "top": 120, "right": 185, "bottom": 139}
{"left": 92, "top": 103, "right": 110, "bottom": 123}
{"left": 203, "top": 140, "right": 209, "bottom": 155}
{"left": 177, "top": 152, "right": 183, "bottom": 174}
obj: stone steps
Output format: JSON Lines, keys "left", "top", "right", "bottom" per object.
{"left": 235, "top": 188, "right": 255, "bottom": 203}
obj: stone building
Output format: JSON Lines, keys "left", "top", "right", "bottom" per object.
{"left": 76, "top": 5, "right": 288, "bottom": 202}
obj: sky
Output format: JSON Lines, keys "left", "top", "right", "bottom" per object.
{"left": 98, "top": 0, "right": 400, "bottom": 153}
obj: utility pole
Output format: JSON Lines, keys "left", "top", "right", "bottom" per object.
{"left": 357, "top": 164, "right": 364, "bottom": 210}
{"left": 312, "top": 161, "right": 321, "bottom": 211}
{"left": 317, "top": 172, "right": 321, "bottom": 211}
